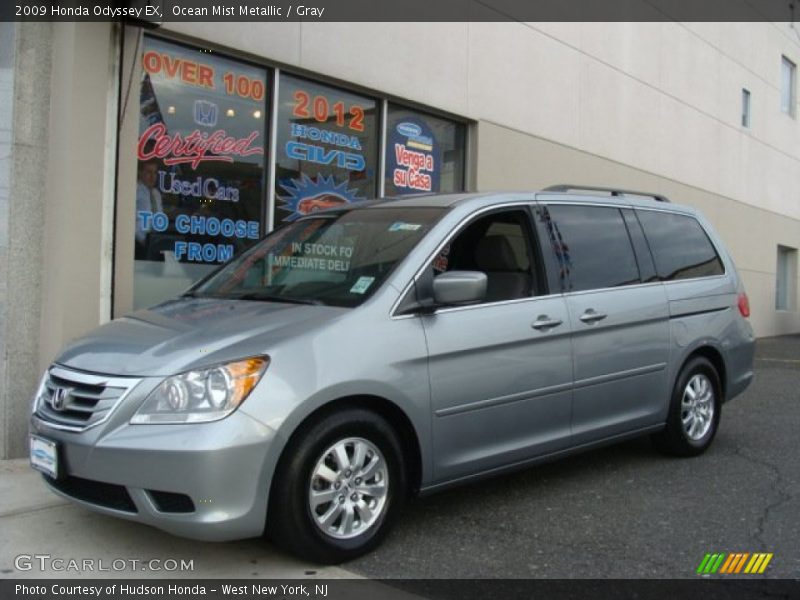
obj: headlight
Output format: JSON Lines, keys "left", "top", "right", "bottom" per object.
{"left": 130, "top": 357, "right": 269, "bottom": 424}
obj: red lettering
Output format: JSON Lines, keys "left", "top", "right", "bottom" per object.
{"left": 394, "top": 144, "right": 432, "bottom": 172}
{"left": 407, "top": 167, "right": 432, "bottom": 191}
{"left": 137, "top": 123, "right": 264, "bottom": 170}
{"left": 181, "top": 61, "right": 197, "bottom": 84}
{"left": 162, "top": 54, "right": 181, "bottom": 79}
{"left": 142, "top": 51, "right": 161, "bottom": 74}
{"left": 142, "top": 52, "right": 216, "bottom": 89}
{"left": 198, "top": 65, "right": 214, "bottom": 89}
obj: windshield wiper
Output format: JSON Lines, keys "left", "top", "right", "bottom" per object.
{"left": 233, "top": 293, "right": 324, "bottom": 306}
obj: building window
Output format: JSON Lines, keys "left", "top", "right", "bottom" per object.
{"left": 134, "top": 37, "right": 269, "bottom": 309}
{"left": 384, "top": 104, "right": 466, "bottom": 196}
{"left": 781, "top": 56, "right": 796, "bottom": 116}
{"left": 273, "top": 74, "right": 378, "bottom": 228}
{"left": 741, "top": 88, "right": 751, "bottom": 127}
{"left": 126, "top": 36, "right": 470, "bottom": 311}
{"left": 776, "top": 245, "right": 797, "bottom": 311}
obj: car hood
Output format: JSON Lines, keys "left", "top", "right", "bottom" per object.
{"left": 55, "top": 297, "right": 348, "bottom": 377}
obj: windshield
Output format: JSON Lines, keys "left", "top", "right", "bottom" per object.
{"left": 189, "top": 207, "right": 445, "bottom": 307}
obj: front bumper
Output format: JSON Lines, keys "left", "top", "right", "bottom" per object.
{"left": 30, "top": 410, "right": 280, "bottom": 542}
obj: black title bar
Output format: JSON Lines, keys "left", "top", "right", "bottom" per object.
{"left": 2, "top": 0, "right": 799, "bottom": 22}
{"left": 3, "top": 579, "right": 800, "bottom": 600}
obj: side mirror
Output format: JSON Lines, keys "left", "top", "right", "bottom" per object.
{"left": 432, "top": 271, "right": 487, "bottom": 306}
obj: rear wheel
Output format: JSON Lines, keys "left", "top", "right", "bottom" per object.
{"left": 267, "top": 408, "right": 406, "bottom": 563}
{"left": 653, "top": 356, "right": 722, "bottom": 456}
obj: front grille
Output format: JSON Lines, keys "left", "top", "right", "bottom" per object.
{"left": 45, "top": 475, "right": 138, "bottom": 513}
{"left": 148, "top": 490, "right": 196, "bottom": 513}
{"left": 34, "top": 366, "right": 137, "bottom": 431}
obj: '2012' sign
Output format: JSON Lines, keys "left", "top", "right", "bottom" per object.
{"left": 292, "top": 90, "right": 365, "bottom": 132}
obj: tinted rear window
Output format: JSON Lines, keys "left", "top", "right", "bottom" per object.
{"left": 636, "top": 210, "right": 724, "bottom": 281}
{"left": 535, "top": 205, "right": 640, "bottom": 292}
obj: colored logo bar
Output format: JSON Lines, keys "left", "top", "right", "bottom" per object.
{"left": 697, "top": 553, "right": 773, "bottom": 574}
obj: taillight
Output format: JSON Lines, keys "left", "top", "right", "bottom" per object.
{"left": 737, "top": 292, "right": 750, "bottom": 318}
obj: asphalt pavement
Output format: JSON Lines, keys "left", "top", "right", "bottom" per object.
{"left": 1, "top": 336, "right": 797, "bottom": 580}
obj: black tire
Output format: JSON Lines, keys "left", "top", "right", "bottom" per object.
{"left": 652, "top": 356, "right": 722, "bottom": 457}
{"left": 266, "top": 408, "right": 407, "bottom": 564}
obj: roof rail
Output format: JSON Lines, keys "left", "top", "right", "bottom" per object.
{"left": 542, "top": 184, "right": 670, "bottom": 203}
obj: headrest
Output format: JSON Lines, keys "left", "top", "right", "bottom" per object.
{"left": 475, "top": 235, "right": 520, "bottom": 272}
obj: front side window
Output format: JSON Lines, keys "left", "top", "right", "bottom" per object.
{"left": 636, "top": 210, "right": 724, "bottom": 281}
{"left": 135, "top": 36, "right": 269, "bottom": 309}
{"left": 534, "top": 205, "right": 640, "bottom": 293}
{"left": 431, "top": 209, "right": 541, "bottom": 303}
{"left": 192, "top": 207, "right": 444, "bottom": 307}
{"left": 274, "top": 75, "right": 379, "bottom": 227}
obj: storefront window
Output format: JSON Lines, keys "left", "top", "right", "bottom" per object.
{"left": 273, "top": 74, "right": 378, "bottom": 227}
{"left": 384, "top": 104, "right": 466, "bottom": 196}
{"left": 134, "top": 37, "right": 269, "bottom": 309}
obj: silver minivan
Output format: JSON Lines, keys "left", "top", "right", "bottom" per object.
{"left": 30, "top": 186, "right": 755, "bottom": 563}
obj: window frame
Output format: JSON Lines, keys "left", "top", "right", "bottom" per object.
{"left": 271, "top": 71, "right": 383, "bottom": 228}
{"left": 130, "top": 34, "right": 273, "bottom": 310}
{"left": 383, "top": 102, "right": 468, "bottom": 197}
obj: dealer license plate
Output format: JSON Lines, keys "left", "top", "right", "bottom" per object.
{"left": 30, "top": 434, "right": 58, "bottom": 479}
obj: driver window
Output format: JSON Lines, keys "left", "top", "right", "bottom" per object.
{"left": 432, "top": 209, "right": 540, "bottom": 303}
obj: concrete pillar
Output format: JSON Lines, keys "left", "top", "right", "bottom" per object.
{"left": 0, "top": 22, "right": 118, "bottom": 458}
{"left": 1, "top": 22, "right": 52, "bottom": 459}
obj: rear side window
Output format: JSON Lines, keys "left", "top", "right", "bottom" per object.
{"left": 637, "top": 210, "right": 724, "bottom": 281}
{"left": 534, "top": 205, "right": 640, "bottom": 292}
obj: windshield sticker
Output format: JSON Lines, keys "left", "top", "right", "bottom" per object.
{"left": 268, "top": 241, "right": 355, "bottom": 273}
{"left": 388, "top": 222, "right": 422, "bottom": 232}
{"left": 350, "top": 276, "right": 375, "bottom": 294}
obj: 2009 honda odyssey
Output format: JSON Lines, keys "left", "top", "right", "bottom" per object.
{"left": 30, "top": 186, "right": 755, "bottom": 563}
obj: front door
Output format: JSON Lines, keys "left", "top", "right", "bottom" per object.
{"left": 421, "top": 207, "right": 574, "bottom": 483}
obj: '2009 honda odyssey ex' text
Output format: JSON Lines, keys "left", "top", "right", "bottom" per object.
{"left": 30, "top": 186, "right": 755, "bottom": 563}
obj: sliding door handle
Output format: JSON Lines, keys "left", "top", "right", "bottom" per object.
{"left": 579, "top": 309, "right": 607, "bottom": 324}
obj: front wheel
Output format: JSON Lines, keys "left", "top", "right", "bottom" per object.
{"left": 652, "top": 356, "right": 722, "bottom": 457}
{"left": 267, "top": 408, "right": 406, "bottom": 563}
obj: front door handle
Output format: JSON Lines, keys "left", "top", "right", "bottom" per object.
{"left": 579, "top": 309, "right": 607, "bottom": 324}
{"left": 532, "top": 315, "right": 563, "bottom": 330}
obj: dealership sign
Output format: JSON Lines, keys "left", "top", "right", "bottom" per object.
{"left": 388, "top": 118, "right": 441, "bottom": 194}
{"left": 138, "top": 123, "right": 264, "bottom": 170}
